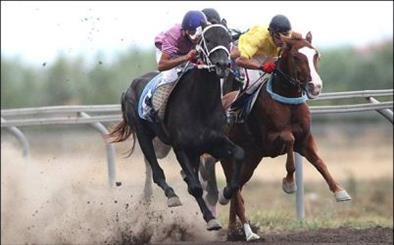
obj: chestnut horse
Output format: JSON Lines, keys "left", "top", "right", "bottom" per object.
{"left": 210, "top": 32, "right": 352, "bottom": 241}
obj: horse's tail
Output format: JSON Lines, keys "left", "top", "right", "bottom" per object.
{"left": 107, "top": 92, "right": 136, "bottom": 157}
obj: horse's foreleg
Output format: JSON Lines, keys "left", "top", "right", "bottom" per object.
{"left": 219, "top": 159, "right": 238, "bottom": 234}
{"left": 174, "top": 150, "right": 222, "bottom": 230}
{"left": 281, "top": 132, "right": 297, "bottom": 194}
{"left": 220, "top": 149, "right": 262, "bottom": 241}
{"left": 299, "top": 134, "right": 351, "bottom": 202}
{"left": 200, "top": 155, "right": 219, "bottom": 217}
{"left": 210, "top": 138, "right": 245, "bottom": 205}
{"left": 234, "top": 190, "right": 260, "bottom": 241}
{"left": 135, "top": 127, "right": 181, "bottom": 207}
{"left": 233, "top": 154, "right": 261, "bottom": 241}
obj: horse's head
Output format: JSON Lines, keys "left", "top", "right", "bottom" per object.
{"left": 279, "top": 32, "right": 323, "bottom": 99}
{"left": 197, "top": 23, "right": 232, "bottom": 78}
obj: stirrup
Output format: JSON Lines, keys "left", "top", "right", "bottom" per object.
{"left": 234, "top": 74, "right": 245, "bottom": 83}
{"left": 226, "top": 110, "right": 237, "bottom": 125}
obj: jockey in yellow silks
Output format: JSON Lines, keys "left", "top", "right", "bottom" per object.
{"left": 230, "top": 14, "right": 292, "bottom": 87}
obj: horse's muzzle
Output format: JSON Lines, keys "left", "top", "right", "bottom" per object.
{"left": 306, "top": 82, "right": 322, "bottom": 99}
{"left": 215, "top": 61, "right": 231, "bottom": 78}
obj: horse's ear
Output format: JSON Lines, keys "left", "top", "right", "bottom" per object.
{"left": 306, "top": 31, "right": 312, "bottom": 44}
{"left": 221, "top": 18, "right": 228, "bottom": 27}
{"left": 201, "top": 19, "right": 208, "bottom": 29}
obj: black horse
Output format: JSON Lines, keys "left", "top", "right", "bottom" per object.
{"left": 108, "top": 23, "right": 245, "bottom": 230}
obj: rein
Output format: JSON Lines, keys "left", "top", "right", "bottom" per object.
{"left": 195, "top": 24, "right": 230, "bottom": 71}
{"left": 274, "top": 58, "right": 301, "bottom": 88}
{"left": 267, "top": 57, "right": 309, "bottom": 105}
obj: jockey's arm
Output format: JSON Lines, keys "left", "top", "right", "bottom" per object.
{"left": 231, "top": 46, "right": 267, "bottom": 70}
{"left": 235, "top": 56, "right": 261, "bottom": 70}
{"left": 158, "top": 52, "right": 188, "bottom": 71}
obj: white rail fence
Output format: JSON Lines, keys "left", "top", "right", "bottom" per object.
{"left": 1, "top": 89, "right": 393, "bottom": 220}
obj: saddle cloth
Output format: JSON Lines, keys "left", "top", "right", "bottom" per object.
{"left": 138, "top": 63, "right": 195, "bottom": 122}
{"left": 226, "top": 72, "right": 271, "bottom": 123}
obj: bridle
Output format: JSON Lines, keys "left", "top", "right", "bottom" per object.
{"left": 273, "top": 56, "right": 302, "bottom": 89}
{"left": 273, "top": 58, "right": 302, "bottom": 88}
{"left": 272, "top": 44, "right": 316, "bottom": 90}
{"left": 194, "top": 24, "right": 231, "bottom": 71}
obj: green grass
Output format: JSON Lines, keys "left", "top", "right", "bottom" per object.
{"left": 216, "top": 178, "right": 393, "bottom": 233}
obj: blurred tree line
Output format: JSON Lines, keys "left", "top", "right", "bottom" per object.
{"left": 1, "top": 40, "right": 392, "bottom": 109}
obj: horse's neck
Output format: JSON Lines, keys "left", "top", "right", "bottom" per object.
{"left": 183, "top": 69, "right": 222, "bottom": 112}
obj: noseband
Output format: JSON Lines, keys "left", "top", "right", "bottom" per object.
{"left": 266, "top": 50, "right": 309, "bottom": 104}
{"left": 195, "top": 24, "right": 230, "bottom": 70}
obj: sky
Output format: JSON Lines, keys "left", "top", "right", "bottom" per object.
{"left": 1, "top": 1, "right": 393, "bottom": 66}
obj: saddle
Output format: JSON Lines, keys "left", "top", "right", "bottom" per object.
{"left": 224, "top": 73, "right": 271, "bottom": 124}
{"left": 138, "top": 63, "right": 196, "bottom": 123}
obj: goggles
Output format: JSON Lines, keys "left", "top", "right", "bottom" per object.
{"left": 187, "top": 26, "right": 203, "bottom": 41}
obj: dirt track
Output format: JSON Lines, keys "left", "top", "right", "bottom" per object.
{"left": 2, "top": 126, "right": 392, "bottom": 245}
{"left": 118, "top": 226, "right": 393, "bottom": 244}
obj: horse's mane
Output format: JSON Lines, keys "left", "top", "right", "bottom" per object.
{"left": 282, "top": 31, "right": 308, "bottom": 48}
{"left": 289, "top": 31, "right": 303, "bottom": 40}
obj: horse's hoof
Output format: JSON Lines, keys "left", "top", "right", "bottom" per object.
{"left": 207, "top": 219, "right": 222, "bottom": 231}
{"left": 246, "top": 232, "right": 261, "bottom": 241}
{"left": 167, "top": 196, "right": 182, "bottom": 207}
{"left": 282, "top": 177, "right": 297, "bottom": 194}
{"left": 335, "top": 190, "right": 352, "bottom": 202}
{"left": 218, "top": 189, "right": 230, "bottom": 205}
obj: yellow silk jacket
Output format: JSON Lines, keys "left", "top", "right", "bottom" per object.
{"left": 238, "top": 25, "right": 280, "bottom": 59}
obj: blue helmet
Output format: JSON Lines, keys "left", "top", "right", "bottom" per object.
{"left": 181, "top": 10, "right": 207, "bottom": 32}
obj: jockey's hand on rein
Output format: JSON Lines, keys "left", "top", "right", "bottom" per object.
{"left": 186, "top": 49, "right": 198, "bottom": 62}
{"left": 261, "top": 62, "right": 276, "bottom": 73}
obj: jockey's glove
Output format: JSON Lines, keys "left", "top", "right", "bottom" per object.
{"left": 261, "top": 62, "right": 276, "bottom": 73}
{"left": 186, "top": 49, "right": 198, "bottom": 62}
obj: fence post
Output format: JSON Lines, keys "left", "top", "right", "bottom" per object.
{"left": 78, "top": 112, "right": 117, "bottom": 187}
{"left": 295, "top": 152, "right": 305, "bottom": 221}
{"left": 367, "top": 97, "right": 393, "bottom": 123}
{"left": 1, "top": 117, "right": 30, "bottom": 159}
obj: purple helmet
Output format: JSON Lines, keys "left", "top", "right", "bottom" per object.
{"left": 181, "top": 10, "right": 207, "bottom": 32}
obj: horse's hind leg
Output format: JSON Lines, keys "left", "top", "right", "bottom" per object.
{"left": 143, "top": 158, "right": 153, "bottom": 201}
{"left": 135, "top": 127, "right": 181, "bottom": 207}
{"left": 143, "top": 137, "right": 172, "bottom": 202}
{"left": 174, "top": 150, "right": 222, "bottom": 231}
{"left": 299, "top": 134, "right": 351, "bottom": 202}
